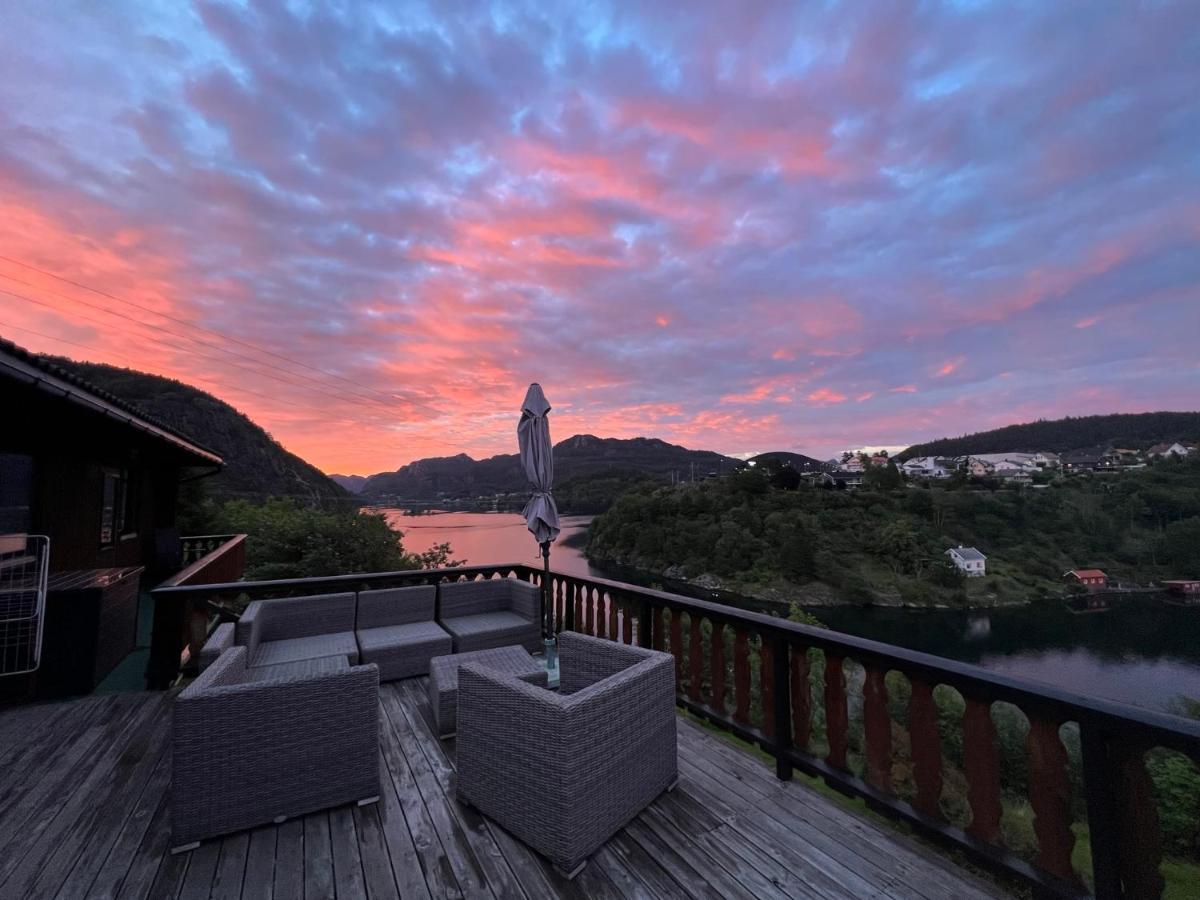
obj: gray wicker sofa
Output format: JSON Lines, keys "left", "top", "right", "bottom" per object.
{"left": 455, "top": 632, "right": 677, "bottom": 877}
{"left": 170, "top": 646, "right": 380, "bottom": 851}
{"left": 437, "top": 579, "right": 541, "bottom": 653}
{"left": 232, "top": 592, "right": 360, "bottom": 668}
{"left": 356, "top": 585, "right": 452, "bottom": 681}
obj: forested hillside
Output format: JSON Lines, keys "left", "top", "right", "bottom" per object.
{"left": 46, "top": 356, "right": 347, "bottom": 503}
{"left": 587, "top": 456, "right": 1200, "bottom": 606}
{"left": 362, "top": 434, "right": 741, "bottom": 501}
{"left": 901, "top": 412, "right": 1200, "bottom": 459}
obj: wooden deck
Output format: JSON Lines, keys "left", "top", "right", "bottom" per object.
{"left": 0, "top": 681, "right": 1011, "bottom": 899}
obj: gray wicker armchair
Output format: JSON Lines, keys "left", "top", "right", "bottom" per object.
{"left": 170, "top": 646, "right": 380, "bottom": 851}
{"left": 455, "top": 632, "right": 677, "bottom": 877}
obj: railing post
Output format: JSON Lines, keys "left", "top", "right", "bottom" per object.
{"left": 771, "top": 636, "right": 793, "bottom": 781}
{"left": 145, "top": 588, "right": 184, "bottom": 689}
{"left": 1080, "top": 725, "right": 1125, "bottom": 900}
{"left": 637, "top": 601, "right": 651, "bottom": 649}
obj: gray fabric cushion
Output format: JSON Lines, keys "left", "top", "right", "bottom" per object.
{"left": 357, "top": 585, "right": 436, "bottom": 629}
{"left": 260, "top": 593, "right": 357, "bottom": 641}
{"left": 438, "top": 580, "right": 511, "bottom": 618}
{"left": 442, "top": 611, "right": 539, "bottom": 652}
{"left": 247, "top": 656, "right": 350, "bottom": 682}
{"left": 357, "top": 621, "right": 452, "bottom": 681}
{"left": 249, "top": 632, "right": 359, "bottom": 667}
{"left": 357, "top": 621, "right": 449, "bottom": 653}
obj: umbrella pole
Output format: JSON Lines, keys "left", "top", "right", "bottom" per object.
{"left": 540, "top": 540, "right": 552, "bottom": 638}
{"left": 540, "top": 540, "right": 560, "bottom": 688}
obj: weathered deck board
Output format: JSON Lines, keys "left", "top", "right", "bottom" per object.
{"left": 0, "top": 680, "right": 1011, "bottom": 900}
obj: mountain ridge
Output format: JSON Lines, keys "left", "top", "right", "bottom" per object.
{"left": 360, "top": 433, "right": 744, "bottom": 500}
{"left": 900, "top": 411, "right": 1200, "bottom": 460}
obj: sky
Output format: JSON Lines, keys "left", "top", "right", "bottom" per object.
{"left": 0, "top": 1, "right": 1197, "bottom": 475}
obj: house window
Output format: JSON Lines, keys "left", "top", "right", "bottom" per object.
{"left": 100, "top": 470, "right": 118, "bottom": 547}
{"left": 100, "top": 469, "right": 138, "bottom": 547}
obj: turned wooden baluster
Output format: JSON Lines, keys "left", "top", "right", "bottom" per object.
{"left": 791, "top": 647, "right": 810, "bottom": 751}
{"left": 688, "top": 614, "right": 703, "bottom": 703}
{"left": 572, "top": 582, "right": 583, "bottom": 632}
{"left": 908, "top": 678, "right": 943, "bottom": 819}
{"left": 824, "top": 655, "right": 848, "bottom": 771}
{"left": 863, "top": 666, "right": 891, "bottom": 792}
{"left": 1115, "top": 743, "right": 1166, "bottom": 899}
{"left": 582, "top": 587, "right": 593, "bottom": 635}
{"left": 710, "top": 623, "right": 726, "bottom": 715}
{"left": 962, "top": 697, "right": 1003, "bottom": 844}
{"left": 1026, "top": 716, "right": 1079, "bottom": 884}
{"left": 607, "top": 593, "right": 618, "bottom": 640}
{"left": 669, "top": 609, "right": 684, "bottom": 686}
{"left": 734, "top": 628, "right": 751, "bottom": 725}
{"left": 761, "top": 639, "right": 775, "bottom": 738}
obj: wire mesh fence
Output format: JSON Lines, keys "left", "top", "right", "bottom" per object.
{"left": 0, "top": 534, "right": 49, "bottom": 676}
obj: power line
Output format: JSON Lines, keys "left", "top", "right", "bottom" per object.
{"left": 0, "top": 295, "right": 482, "bottom": 442}
{"left": 0, "top": 271, "right": 438, "bottom": 418}
{"left": 3, "top": 284, "right": 430, "bottom": 419}
{"left": 0, "top": 319, "right": 314, "bottom": 412}
{"left": 0, "top": 254, "right": 442, "bottom": 414}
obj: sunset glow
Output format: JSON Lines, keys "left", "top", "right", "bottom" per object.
{"left": 1, "top": 2, "right": 1197, "bottom": 473}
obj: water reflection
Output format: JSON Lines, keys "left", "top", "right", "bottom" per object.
{"left": 382, "top": 510, "right": 1200, "bottom": 713}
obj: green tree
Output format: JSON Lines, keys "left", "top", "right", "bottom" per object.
{"left": 215, "top": 498, "right": 461, "bottom": 580}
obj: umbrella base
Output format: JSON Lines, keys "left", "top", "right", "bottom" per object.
{"left": 543, "top": 636, "right": 560, "bottom": 689}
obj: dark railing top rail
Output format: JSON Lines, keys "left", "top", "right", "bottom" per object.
{"left": 151, "top": 561, "right": 1200, "bottom": 753}
{"left": 160, "top": 534, "right": 249, "bottom": 589}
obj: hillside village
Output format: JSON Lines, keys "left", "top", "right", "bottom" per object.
{"left": 820, "top": 440, "right": 1196, "bottom": 488}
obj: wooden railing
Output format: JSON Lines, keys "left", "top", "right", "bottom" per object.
{"left": 149, "top": 563, "right": 1200, "bottom": 899}
{"left": 145, "top": 534, "right": 247, "bottom": 689}
{"left": 180, "top": 534, "right": 242, "bottom": 566}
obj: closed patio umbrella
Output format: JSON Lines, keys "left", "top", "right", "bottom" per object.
{"left": 518, "top": 384, "right": 560, "bottom": 670}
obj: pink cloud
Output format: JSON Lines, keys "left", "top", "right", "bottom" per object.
{"left": 808, "top": 388, "right": 848, "bottom": 405}
{"left": 934, "top": 356, "right": 965, "bottom": 377}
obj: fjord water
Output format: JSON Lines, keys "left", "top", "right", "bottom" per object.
{"left": 386, "top": 510, "right": 1200, "bottom": 714}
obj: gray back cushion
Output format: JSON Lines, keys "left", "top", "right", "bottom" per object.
{"left": 262, "top": 592, "right": 356, "bottom": 640}
{"left": 439, "top": 579, "right": 512, "bottom": 618}
{"left": 358, "top": 585, "right": 435, "bottom": 629}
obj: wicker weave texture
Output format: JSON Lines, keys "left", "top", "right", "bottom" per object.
{"left": 358, "top": 621, "right": 452, "bottom": 681}
{"left": 438, "top": 578, "right": 539, "bottom": 619}
{"left": 455, "top": 632, "right": 677, "bottom": 874}
{"left": 236, "top": 592, "right": 356, "bottom": 651}
{"left": 427, "top": 645, "right": 546, "bottom": 735}
{"left": 171, "top": 646, "right": 380, "bottom": 847}
{"left": 357, "top": 585, "right": 436, "bottom": 629}
{"left": 438, "top": 579, "right": 540, "bottom": 653}
{"left": 198, "top": 622, "right": 235, "bottom": 673}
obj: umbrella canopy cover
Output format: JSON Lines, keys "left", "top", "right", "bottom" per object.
{"left": 518, "top": 383, "right": 560, "bottom": 545}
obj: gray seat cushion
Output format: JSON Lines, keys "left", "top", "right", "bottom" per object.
{"left": 441, "top": 611, "right": 539, "bottom": 653}
{"left": 249, "top": 632, "right": 359, "bottom": 668}
{"left": 358, "top": 621, "right": 448, "bottom": 653}
{"left": 357, "top": 621, "right": 452, "bottom": 681}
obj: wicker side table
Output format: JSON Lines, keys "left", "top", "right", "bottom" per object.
{"left": 428, "top": 645, "right": 546, "bottom": 737}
